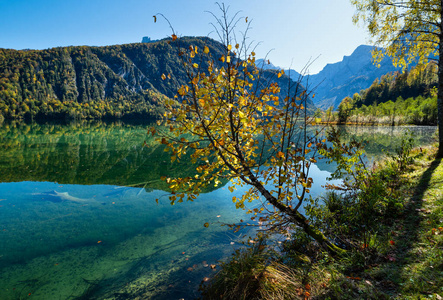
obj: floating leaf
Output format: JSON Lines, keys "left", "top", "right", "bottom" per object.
{"left": 161, "top": 74, "right": 166, "bottom": 80}
{"left": 204, "top": 222, "right": 209, "bottom": 228}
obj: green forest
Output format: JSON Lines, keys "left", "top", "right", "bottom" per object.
{"left": 335, "top": 63, "right": 438, "bottom": 125}
{"left": 0, "top": 37, "right": 223, "bottom": 121}
{"left": 0, "top": 37, "right": 314, "bottom": 122}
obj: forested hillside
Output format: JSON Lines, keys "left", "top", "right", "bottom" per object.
{"left": 336, "top": 63, "right": 438, "bottom": 125}
{"left": 0, "top": 37, "right": 314, "bottom": 122}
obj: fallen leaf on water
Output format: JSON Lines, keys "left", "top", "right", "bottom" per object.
{"left": 97, "top": 241, "right": 102, "bottom": 244}
{"left": 187, "top": 267, "right": 193, "bottom": 271}
{"left": 210, "top": 264, "right": 216, "bottom": 269}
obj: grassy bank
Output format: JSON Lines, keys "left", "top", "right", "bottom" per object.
{"left": 318, "top": 115, "right": 436, "bottom": 126}
{"left": 201, "top": 144, "right": 443, "bottom": 299}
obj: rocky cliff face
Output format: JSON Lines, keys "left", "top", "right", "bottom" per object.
{"left": 284, "top": 45, "right": 401, "bottom": 110}
{"left": 305, "top": 45, "right": 401, "bottom": 109}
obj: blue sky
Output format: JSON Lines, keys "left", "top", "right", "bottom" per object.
{"left": 0, "top": 0, "right": 370, "bottom": 74}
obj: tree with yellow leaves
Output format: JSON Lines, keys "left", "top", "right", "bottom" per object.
{"left": 351, "top": 0, "right": 442, "bottom": 157}
{"left": 152, "top": 4, "right": 346, "bottom": 256}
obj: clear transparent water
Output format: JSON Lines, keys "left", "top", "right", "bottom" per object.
{"left": 0, "top": 122, "right": 436, "bottom": 299}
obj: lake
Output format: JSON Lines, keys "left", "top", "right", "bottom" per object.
{"left": 0, "top": 122, "right": 437, "bottom": 299}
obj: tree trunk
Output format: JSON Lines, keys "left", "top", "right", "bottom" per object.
{"left": 248, "top": 172, "right": 347, "bottom": 257}
{"left": 438, "top": 8, "right": 443, "bottom": 158}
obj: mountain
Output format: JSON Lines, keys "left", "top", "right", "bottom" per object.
{"left": 0, "top": 37, "right": 314, "bottom": 122}
{"left": 256, "top": 59, "right": 280, "bottom": 70}
{"left": 287, "top": 45, "right": 402, "bottom": 110}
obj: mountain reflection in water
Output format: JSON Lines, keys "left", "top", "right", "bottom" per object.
{"left": 0, "top": 122, "right": 436, "bottom": 299}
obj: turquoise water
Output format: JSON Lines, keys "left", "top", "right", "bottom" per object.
{"left": 0, "top": 122, "right": 437, "bottom": 299}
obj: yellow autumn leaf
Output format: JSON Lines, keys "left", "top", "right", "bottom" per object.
{"left": 227, "top": 44, "right": 232, "bottom": 51}
{"left": 178, "top": 86, "right": 186, "bottom": 96}
{"left": 226, "top": 56, "right": 231, "bottom": 63}
{"left": 172, "top": 34, "right": 177, "bottom": 41}
{"left": 161, "top": 74, "right": 166, "bottom": 80}
{"left": 204, "top": 46, "right": 209, "bottom": 54}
